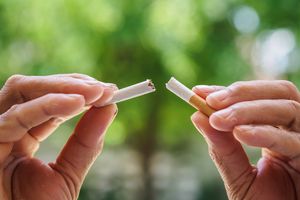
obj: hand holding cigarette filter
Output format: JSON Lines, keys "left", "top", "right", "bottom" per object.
{"left": 166, "top": 77, "right": 215, "bottom": 116}
{"left": 105, "top": 79, "right": 156, "bottom": 105}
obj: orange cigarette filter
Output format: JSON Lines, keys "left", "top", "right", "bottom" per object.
{"left": 166, "top": 77, "right": 215, "bottom": 116}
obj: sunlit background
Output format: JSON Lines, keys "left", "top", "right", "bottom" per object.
{"left": 0, "top": 0, "right": 299, "bottom": 199}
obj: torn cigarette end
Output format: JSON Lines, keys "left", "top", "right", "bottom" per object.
{"left": 106, "top": 79, "right": 156, "bottom": 105}
{"left": 166, "top": 77, "right": 215, "bottom": 116}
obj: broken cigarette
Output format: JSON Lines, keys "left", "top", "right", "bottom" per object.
{"left": 166, "top": 77, "right": 215, "bottom": 116}
{"left": 106, "top": 79, "right": 156, "bottom": 105}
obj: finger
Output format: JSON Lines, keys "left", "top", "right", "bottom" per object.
{"left": 206, "top": 80, "right": 300, "bottom": 110}
{"left": 191, "top": 112, "right": 254, "bottom": 192}
{"left": 0, "top": 143, "right": 13, "bottom": 165}
{"left": 92, "top": 86, "right": 118, "bottom": 107}
{"left": 192, "top": 85, "right": 225, "bottom": 99}
{"left": 29, "top": 118, "right": 65, "bottom": 142}
{"left": 29, "top": 106, "right": 89, "bottom": 142}
{"left": 210, "top": 99, "right": 300, "bottom": 132}
{"left": 0, "top": 74, "right": 114, "bottom": 113}
{"left": 234, "top": 125, "right": 300, "bottom": 166}
{"left": 0, "top": 94, "right": 85, "bottom": 163}
{"left": 10, "top": 119, "right": 64, "bottom": 158}
{"left": 52, "top": 105, "right": 117, "bottom": 189}
{"left": 0, "top": 94, "right": 85, "bottom": 142}
{"left": 12, "top": 106, "right": 90, "bottom": 157}
{"left": 11, "top": 133, "right": 40, "bottom": 158}
{"left": 55, "top": 74, "right": 117, "bottom": 88}
{"left": 55, "top": 73, "right": 97, "bottom": 81}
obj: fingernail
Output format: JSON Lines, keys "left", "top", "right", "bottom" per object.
{"left": 191, "top": 113, "right": 201, "bottom": 128}
{"left": 52, "top": 117, "right": 65, "bottom": 125}
{"left": 214, "top": 109, "right": 235, "bottom": 121}
{"left": 109, "top": 85, "right": 119, "bottom": 91}
{"left": 233, "top": 126, "right": 255, "bottom": 140}
{"left": 191, "top": 112, "right": 199, "bottom": 121}
{"left": 209, "top": 90, "right": 229, "bottom": 102}
{"left": 67, "top": 94, "right": 84, "bottom": 99}
{"left": 194, "top": 85, "right": 216, "bottom": 93}
{"left": 235, "top": 125, "right": 253, "bottom": 133}
{"left": 103, "top": 87, "right": 115, "bottom": 104}
{"left": 114, "top": 108, "right": 118, "bottom": 116}
{"left": 92, "top": 87, "right": 115, "bottom": 107}
{"left": 197, "top": 127, "right": 204, "bottom": 134}
{"left": 211, "top": 109, "right": 237, "bottom": 131}
{"left": 85, "top": 81, "right": 118, "bottom": 91}
{"left": 101, "top": 82, "right": 118, "bottom": 89}
{"left": 191, "top": 117, "right": 204, "bottom": 134}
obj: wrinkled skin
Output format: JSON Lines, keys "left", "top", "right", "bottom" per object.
{"left": 192, "top": 80, "right": 300, "bottom": 200}
{"left": 0, "top": 74, "right": 117, "bottom": 200}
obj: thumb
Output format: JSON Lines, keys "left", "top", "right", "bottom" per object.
{"left": 191, "top": 111, "right": 255, "bottom": 196}
{"left": 51, "top": 105, "right": 117, "bottom": 196}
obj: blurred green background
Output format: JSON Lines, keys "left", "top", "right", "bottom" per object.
{"left": 0, "top": 0, "right": 299, "bottom": 199}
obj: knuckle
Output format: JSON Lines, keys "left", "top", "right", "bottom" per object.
{"left": 8, "top": 104, "right": 19, "bottom": 112}
{"left": 280, "top": 80, "right": 299, "bottom": 99}
{"left": 41, "top": 104, "right": 52, "bottom": 117}
{"left": 52, "top": 117, "right": 65, "bottom": 125}
{"left": 225, "top": 105, "right": 241, "bottom": 124}
{"left": 42, "top": 94, "right": 62, "bottom": 114}
{"left": 288, "top": 100, "right": 300, "bottom": 124}
{"left": 2, "top": 75, "right": 28, "bottom": 104}
{"left": 208, "top": 148, "right": 235, "bottom": 178}
{"left": 288, "top": 100, "right": 299, "bottom": 113}
{"left": 53, "top": 159, "right": 80, "bottom": 200}
{"left": 0, "top": 108, "right": 14, "bottom": 123}
{"left": 2, "top": 104, "right": 29, "bottom": 131}
{"left": 231, "top": 81, "right": 244, "bottom": 87}
{"left": 229, "top": 105, "right": 240, "bottom": 117}
{"left": 286, "top": 100, "right": 300, "bottom": 130}
{"left": 4, "top": 104, "right": 21, "bottom": 119}
{"left": 266, "top": 140, "right": 277, "bottom": 150}
{"left": 228, "top": 81, "right": 248, "bottom": 95}
{"left": 208, "top": 149, "right": 221, "bottom": 164}
{"left": 227, "top": 168, "right": 256, "bottom": 200}
{"left": 6, "top": 74, "right": 25, "bottom": 86}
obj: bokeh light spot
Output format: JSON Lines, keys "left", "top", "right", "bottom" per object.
{"left": 233, "top": 6, "right": 260, "bottom": 34}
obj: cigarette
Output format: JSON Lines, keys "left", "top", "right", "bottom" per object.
{"left": 166, "top": 77, "right": 215, "bottom": 116}
{"left": 106, "top": 79, "right": 156, "bottom": 105}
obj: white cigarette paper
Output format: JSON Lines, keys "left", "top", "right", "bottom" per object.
{"left": 106, "top": 79, "right": 156, "bottom": 105}
{"left": 166, "top": 77, "right": 215, "bottom": 116}
{"left": 166, "top": 77, "right": 195, "bottom": 103}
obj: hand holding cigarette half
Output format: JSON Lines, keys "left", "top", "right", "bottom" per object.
{"left": 191, "top": 80, "right": 300, "bottom": 200}
{"left": 0, "top": 74, "right": 118, "bottom": 200}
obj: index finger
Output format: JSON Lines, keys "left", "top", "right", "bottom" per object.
{"left": 206, "top": 80, "right": 300, "bottom": 110}
{"left": 0, "top": 74, "right": 115, "bottom": 113}
{"left": 0, "top": 93, "right": 85, "bottom": 142}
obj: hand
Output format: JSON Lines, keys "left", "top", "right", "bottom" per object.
{"left": 191, "top": 80, "right": 300, "bottom": 200}
{"left": 0, "top": 74, "right": 118, "bottom": 200}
